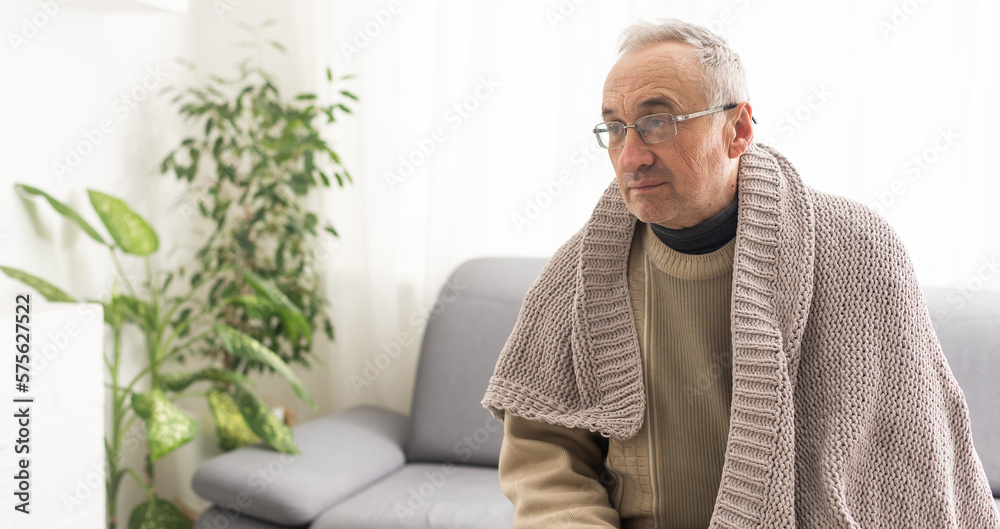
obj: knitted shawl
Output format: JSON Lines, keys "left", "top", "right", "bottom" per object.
{"left": 482, "top": 143, "right": 999, "bottom": 528}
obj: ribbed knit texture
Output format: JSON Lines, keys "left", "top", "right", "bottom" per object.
{"left": 483, "top": 143, "right": 1000, "bottom": 528}
{"left": 608, "top": 223, "right": 734, "bottom": 528}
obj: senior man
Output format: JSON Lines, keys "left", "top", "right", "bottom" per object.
{"left": 482, "top": 19, "right": 999, "bottom": 529}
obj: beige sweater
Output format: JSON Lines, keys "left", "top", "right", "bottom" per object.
{"left": 501, "top": 226, "right": 736, "bottom": 528}
{"left": 483, "top": 143, "right": 1000, "bottom": 528}
{"left": 615, "top": 225, "right": 734, "bottom": 527}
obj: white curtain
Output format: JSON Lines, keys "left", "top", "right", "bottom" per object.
{"left": 283, "top": 0, "right": 1000, "bottom": 415}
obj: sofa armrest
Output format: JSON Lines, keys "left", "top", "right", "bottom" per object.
{"left": 192, "top": 405, "right": 408, "bottom": 526}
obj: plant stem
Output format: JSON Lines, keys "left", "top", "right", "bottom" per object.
{"left": 110, "top": 249, "right": 137, "bottom": 297}
{"left": 106, "top": 323, "right": 123, "bottom": 529}
{"left": 144, "top": 451, "right": 156, "bottom": 492}
{"left": 124, "top": 467, "right": 155, "bottom": 501}
{"left": 160, "top": 308, "right": 216, "bottom": 356}
{"left": 146, "top": 257, "right": 160, "bottom": 326}
{"left": 163, "top": 327, "right": 214, "bottom": 362}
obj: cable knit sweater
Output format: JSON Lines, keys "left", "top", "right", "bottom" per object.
{"left": 482, "top": 143, "right": 1000, "bottom": 528}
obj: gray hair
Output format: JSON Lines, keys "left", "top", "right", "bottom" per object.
{"left": 617, "top": 19, "right": 749, "bottom": 109}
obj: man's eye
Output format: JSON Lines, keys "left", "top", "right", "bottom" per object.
{"left": 646, "top": 118, "right": 668, "bottom": 129}
{"left": 607, "top": 123, "right": 625, "bottom": 135}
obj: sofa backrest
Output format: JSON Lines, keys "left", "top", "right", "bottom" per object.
{"left": 403, "top": 261, "right": 1000, "bottom": 484}
{"left": 406, "top": 257, "right": 547, "bottom": 467}
{"left": 924, "top": 287, "right": 1000, "bottom": 496}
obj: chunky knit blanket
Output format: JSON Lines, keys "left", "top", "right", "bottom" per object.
{"left": 482, "top": 143, "right": 999, "bottom": 528}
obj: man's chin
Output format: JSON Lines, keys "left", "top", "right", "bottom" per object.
{"left": 629, "top": 206, "right": 675, "bottom": 226}
{"left": 625, "top": 196, "right": 672, "bottom": 224}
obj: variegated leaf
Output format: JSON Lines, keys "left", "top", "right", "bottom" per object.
{"left": 128, "top": 498, "right": 190, "bottom": 529}
{"left": 213, "top": 323, "right": 314, "bottom": 408}
{"left": 130, "top": 390, "right": 196, "bottom": 462}
{"left": 160, "top": 368, "right": 249, "bottom": 392}
{"left": 0, "top": 266, "right": 75, "bottom": 302}
{"left": 233, "top": 385, "right": 299, "bottom": 454}
{"left": 88, "top": 189, "right": 159, "bottom": 256}
{"left": 207, "top": 389, "right": 260, "bottom": 451}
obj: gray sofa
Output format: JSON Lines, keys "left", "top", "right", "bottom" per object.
{"left": 191, "top": 257, "right": 1000, "bottom": 528}
{"left": 192, "top": 258, "right": 545, "bottom": 529}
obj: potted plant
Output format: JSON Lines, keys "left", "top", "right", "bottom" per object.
{"left": 2, "top": 184, "right": 315, "bottom": 529}
{"left": 158, "top": 21, "right": 356, "bottom": 416}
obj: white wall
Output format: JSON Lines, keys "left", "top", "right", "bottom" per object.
{"left": 0, "top": 0, "right": 334, "bottom": 522}
{"left": 0, "top": 302, "right": 104, "bottom": 529}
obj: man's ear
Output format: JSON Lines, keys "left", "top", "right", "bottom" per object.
{"left": 728, "top": 102, "right": 754, "bottom": 159}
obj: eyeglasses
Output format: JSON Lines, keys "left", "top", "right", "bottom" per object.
{"left": 593, "top": 103, "right": 738, "bottom": 149}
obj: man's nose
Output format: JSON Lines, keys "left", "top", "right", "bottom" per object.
{"left": 614, "top": 128, "right": 655, "bottom": 173}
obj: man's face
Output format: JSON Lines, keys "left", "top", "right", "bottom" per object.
{"left": 602, "top": 41, "right": 738, "bottom": 229}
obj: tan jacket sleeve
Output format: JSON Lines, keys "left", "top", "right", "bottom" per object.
{"left": 499, "top": 413, "right": 621, "bottom": 528}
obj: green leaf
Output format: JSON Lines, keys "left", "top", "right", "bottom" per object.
{"left": 295, "top": 93, "right": 317, "bottom": 101}
{"left": 161, "top": 271, "right": 174, "bottom": 292}
{"left": 130, "top": 390, "right": 197, "bottom": 462}
{"left": 173, "top": 306, "right": 192, "bottom": 327}
{"left": 115, "top": 294, "right": 152, "bottom": 327}
{"left": 102, "top": 300, "right": 120, "bottom": 327}
{"left": 232, "top": 384, "right": 298, "bottom": 454}
{"left": 213, "top": 323, "right": 315, "bottom": 408}
{"left": 225, "top": 294, "right": 277, "bottom": 320}
{"left": 340, "top": 90, "right": 359, "bottom": 101}
{"left": 88, "top": 190, "right": 159, "bottom": 256}
{"left": 238, "top": 270, "right": 312, "bottom": 345}
{"left": 323, "top": 318, "right": 335, "bottom": 341}
{"left": 304, "top": 150, "right": 315, "bottom": 175}
{"left": 15, "top": 184, "right": 108, "bottom": 246}
{"left": 0, "top": 267, "right": 75, "bottom": 302}
{"left": 128, "top": 498, "right": 191, "bottom": 529}
{"left": 160, "top": 367, "right": 249, "bottom": 392}
{"left": 304, "top": 213, "right": 317, "bottom": 233}
{"left": 326, "top": 67, "right": 333, "bottom": 82}
{"left": 159, "top": 153, "right": 174, "bottom": 174}
{"left": 324, "top": 147, "right": 342, "bottom": 164}
{"left": 207, "top": 389, "right": 260, "bottom": 451}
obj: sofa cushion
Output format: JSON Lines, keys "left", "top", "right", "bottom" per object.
{"left": 195, "top": 506, "right": 302, "bottom": 529}
{"left": 309, "top": 463, "right": 514, "bottom": 529}
{"left": 924, "top": 287, "right": 1000, "bottom": 496}
{"left": 406, "top": 257, "right": 546, "bottom": 467}
{"left": 193, "top": 406, "right": 408, "bottom": 526}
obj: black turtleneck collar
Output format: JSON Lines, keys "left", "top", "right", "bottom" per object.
{"left": 648, "top": 197, "right": 738, "bottom": 255}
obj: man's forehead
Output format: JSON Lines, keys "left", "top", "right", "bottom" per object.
{"left": 602, "top": 94, "right": 681, "bottom": 118}
{"left": 602, "top": 41, "right": 702, "bottom": 115}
